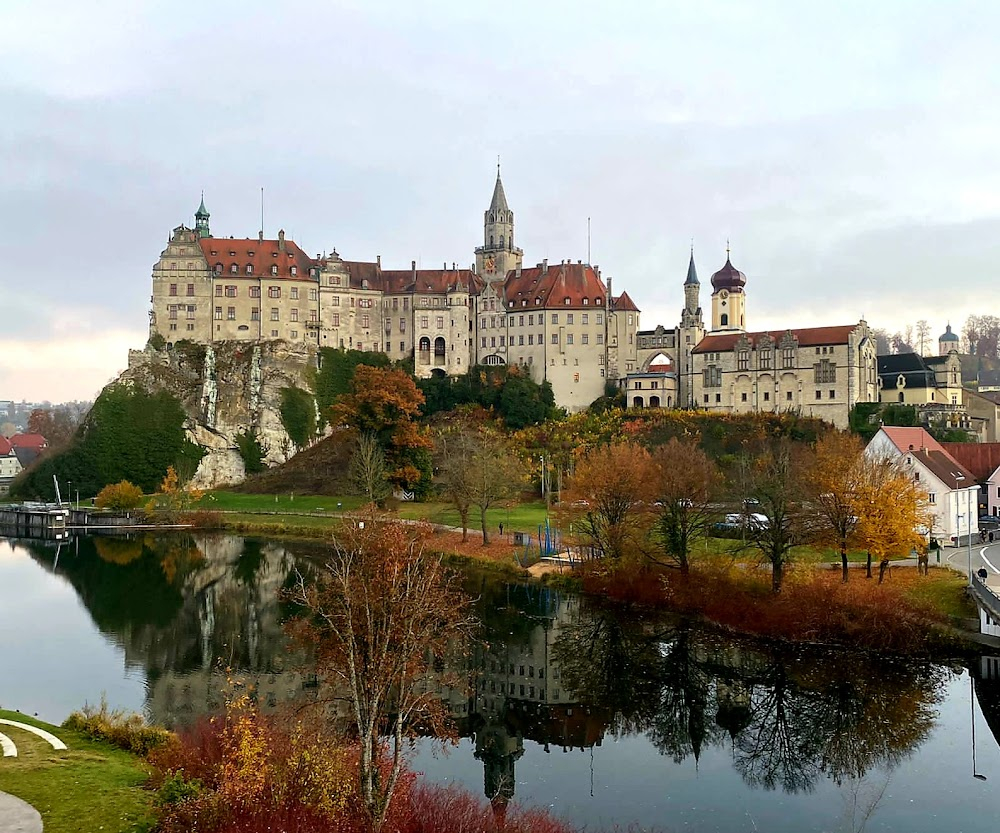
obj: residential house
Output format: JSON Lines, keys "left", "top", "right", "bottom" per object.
{"left": 942, "top": 442, "right": 1000, "bottom": 518}
{"left": 867, "top": 426, "right": 979, "bottom": 542}
{"left": 0, "top": 436, "right": 21, "bottom": 495}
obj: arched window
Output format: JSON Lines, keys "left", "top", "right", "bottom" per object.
{"left": 290, "top": 266, "right": 297, "bottom": 276}
{"left": 214, "top": 262, "right": 222, "bottom": 275}
{"left": 230, "top": 263, "right": 238, "bottom": 274}
{"left": 499, "top": 235, "right": 505, "bottom": 248}
{"left": 434, "top": 337, "right": 446, "bottom": 356}
{"left": 721, "top": 313, "right": 729, "bottom": 327}
{"left": 271, "top": 265, "right": 278, "bottom": 275}
{"left": 633, "top": 397, "right": 644, "bottom": 408}
{"left": 419, "top": 337, "right": 431, "bottom": 352}
{"left": 246, "top": 264, "right": 253, "bottom": 275}
{"left": 489, "top": 235, "right": 494, "bottom": 247}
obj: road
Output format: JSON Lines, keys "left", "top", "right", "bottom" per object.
{"left": 943, "top": 539, "right": 1000, "bottom": 585}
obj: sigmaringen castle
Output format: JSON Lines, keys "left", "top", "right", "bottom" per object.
{"left": 149, "top": 171, "right": 879, "bottom": 428}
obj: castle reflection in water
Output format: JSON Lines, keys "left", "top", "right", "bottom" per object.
{"left": 22, "top": 531, "right": 1000, "bottom": 810}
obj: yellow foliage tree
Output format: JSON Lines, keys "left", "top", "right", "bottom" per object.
{"left": 806, "top": 432, "right": 867, "bottom": 583}
{"left": 854, "top": 453, "right": 930, "bottom": 579}
{"left": 95, "top": 480, "right": 144, "bottom": 511}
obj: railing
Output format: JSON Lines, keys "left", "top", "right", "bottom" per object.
{"left": 971, "top": 571, "right": 1000, "bottom": 622}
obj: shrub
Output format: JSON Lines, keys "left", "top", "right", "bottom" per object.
{"left": 234, "top": 429, "right": 267, "bottom": 474}
{"left": 155, "top": 771, "right": 204, "bottom": 807}
{"left": 95, "top": 480, "right": 144, "bottom": 510}
{"left": 63, "top": 697, "right": 171, "bottom": 756}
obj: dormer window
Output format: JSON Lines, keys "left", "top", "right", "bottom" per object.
{"left": 596, "top": 297, "right": 602, "bottom": 305}
{"left": 246, "top": 264, "right": 254, "bottom": 275}
{"left": 214, "top": 263, "right": 222, "bottom": 275}
{"left": 583, "top": 298, "right": 589, "bottom": 305}
{"left": 535, "top": 298, "right": 541, "bottom": 305}
{"left": 230, "top": 263, "right": 238, "bottom": 274}
{"left": 271, "top": 265, "right": 278, "bottom": 275}
{"left": 564, "top": 297, "right": 571, "bottom": 305}
{"left": 362, "top": 279, "right": 368, "bottom": 289}
{"left": 290, "top": 266, "right": 298, "bottom": 276}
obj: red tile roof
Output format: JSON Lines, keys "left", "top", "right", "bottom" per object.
{"left": 692, "top": 324, "right": 860, "bottom": 354}
{"left": 503, "top": 262, "right": 607, "bottom": 309}
{"left": 879, "top": 426, "right": 946, "bottom": 455}
{"left": 200, "top": 236, "right": 315, "bottom": 281}
{"left": 878, "top": 427, "right": 975, "bottom": 489}
{"left": 9, "top": 433, "right": 47, "bottom": 450}
{"left": 0, "top": 437, "right": 12, "bottom": 455}
{"left": 613, "top": 291, "right": 640, "bottom": 312}
{"left": 340, "top": 262, "right": 482, "bottom": 295}
{"left": 941, "top": 442, "right": 1000, "bottom": 481}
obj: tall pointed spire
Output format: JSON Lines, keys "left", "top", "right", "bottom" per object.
{"left": 489, "top": 167, "right": 509, "bottom": 213}
{"left": 685, "top": 244, "right": 699, "bottom": 285}
{"left": 195, "top": 193, "right": 211, "bottom": 238}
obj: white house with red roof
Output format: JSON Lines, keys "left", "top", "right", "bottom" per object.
{"left": 0, "top": 436, "right": 22, "bottom": 495}
{"left": 867, "top": 426, "right": 979, "bottom": 542}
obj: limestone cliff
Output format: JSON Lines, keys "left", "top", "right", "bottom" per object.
{"left": 121, "top": 340, "right": 319, "bottom": 488}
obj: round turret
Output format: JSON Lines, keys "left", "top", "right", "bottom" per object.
{"left": 938, "top": 323, "right": 960, "bottom": 355}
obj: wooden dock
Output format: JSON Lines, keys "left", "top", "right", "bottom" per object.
{"left": 0, "top": 504, "right": 70, "bottom": 539}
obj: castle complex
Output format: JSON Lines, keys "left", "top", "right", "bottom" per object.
{"left": 150, "top": 173, "right": 878, "bottom": 425}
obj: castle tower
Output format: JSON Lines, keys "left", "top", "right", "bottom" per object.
{"left": 475, "top": 164, "right": 523, "bottom": 283}
{"left": 709, "top": 247, "right": 746, "bottom": 332}
{"left": 938, "top": 322, "right": 960, "bottom": 355}
{"left": 678, "top": 249, "right": 706, "bottom": 406}
{"left": 195, "top": 195, "right": 211, "bottom": 239}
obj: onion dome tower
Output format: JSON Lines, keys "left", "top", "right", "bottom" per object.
{"left": 938, "top": 323, "right": 960, "bottom": 355}
{"left": 710, "top": 245, "right": 746, "bottom": 331}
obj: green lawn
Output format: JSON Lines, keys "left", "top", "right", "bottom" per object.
{"left": 902, "top": 567, "right": 978, "bottom": 619}
{"left": 197, "top": 491, "right": 365, "bottom": 513}
{"left": 0, "top": 710, "right": 155, "bottom": 833}
{"left": 396, "top": 500, "right": 551, "bottom": 532}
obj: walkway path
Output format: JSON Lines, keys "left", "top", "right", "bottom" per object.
{"left": 0, "top": 791, "right": 42, "bottom": 832}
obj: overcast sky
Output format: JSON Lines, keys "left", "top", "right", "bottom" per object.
{"left": 3, "top": 0, "right": 999, "bottom": 402}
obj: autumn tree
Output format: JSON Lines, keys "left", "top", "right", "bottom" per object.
{"left": 467, "top": 428, "right": 525, "bottom": 545}
{"left": 806, "top": 431, "right": 866, "bottom": 583}
{"left": 94, "top": 480, "right": 144, "bottom": 510}
{"left": 331, "top": 366, "right": 433, "bottom": 496}
{"left": 648, "top": 437, "right": 721, "bottom": 574}
{"left": 854, "top": 452, "right": 929, "bottom": 579}
{"left": 559, "top": 442, "right": 656, "bottom": 560}
{"left": 434, "top": 424, "right": 480, "bottom": 542}
{"left": 287, "top": 516, "right": 475, "bottom": 832}
{"left": 349, "top": 431, "right": 392, "bottom": 507}
{"left": 155, "top": 465, "right": 203, "bottom": 515}
{"left": 737, "top": 440, "right": 815, "bottom": 593}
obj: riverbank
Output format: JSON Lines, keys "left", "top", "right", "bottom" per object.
{"left": 0, "top": 709, "right": 155, "bottom": 833}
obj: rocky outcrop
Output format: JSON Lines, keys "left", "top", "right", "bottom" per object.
{"left": 121, "top": 340, "right": 320, "bottom": 487}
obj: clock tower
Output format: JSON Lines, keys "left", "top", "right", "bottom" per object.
{"left": 475, "top": 164, "right": 523, "bottom": 284}
{"left": 709, "top": 248, "right": 747, "bottom": 332}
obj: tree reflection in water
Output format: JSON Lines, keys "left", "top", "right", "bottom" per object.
{"left": 549, "top": 595, "right": 944, "bottom": 796}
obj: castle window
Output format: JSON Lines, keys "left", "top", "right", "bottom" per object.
{"left": 269, "top": 286, "right": 281, "bottom": 298}
{"left": 782, "top": 347, "right": 795, "bottom": 368}
{"left": 361, "top": 314, "right": 369, "bottom": 328}
{"left": 720, "top": 313, "right": 729, "bottom": 327}
{"left": 271, "top": 308, "right": 279, "bottom": 321}
{"left": 249, "top": 286, "right": 260, "bottom": 298}
{"left": 227, "top": 306, "right": 235, "bottom": 320}
{"left": 815, "top": 390, "right": 822, "bottom": 400}
{"left": 552, "top": 314, "right": 559, "bottom": 324}
{"left": 703, "top": 365, "right": 722, "bottom": 388}
{"left": 582, "top": 333, "right": 589, "bottom": 344}
{"left": 737, "top": 351, "right": 749, "bottom": 371}
{"left": 551, "top": 333, "right": 559, "bottom": 344}
{"left": 759, "top": 351, "right": 771, "bottom": 369}
{"left": 168, "top": 305, "right": 178, "bottom": 320}
{"left": 829, "top": 390, "right": 835, "bottom": 399}
{"left": 567, "top": 334, "right": 574, "bottom": 345}
{"left": 567, "top": 314, "right": 574, "bottom": 324}
{"left": 597, "top": 313, "right": 604, "bottom": 324}
{"left": 187, "top": 284, "right": 195, "bottom": 296}
{"left": 214, "top": 306, "right": 223, "bottom": 320}
{"left": 216, "top": 285, "right": 223, "bottom": 296}
{"left": 291, "top": 309, "right": 299, "bottom": 322}
{"left": 814, "top": 359, "right": 836, "bottom": 384}
{"left": 582, "top": 314, "right": 588, "bottom": 324}
{"left": 291, "top": 266, "right": 298, "bottom": 276}
{"left": 331, "top": 313, "right": 340, "bottom": 326}
{"left": 763, "top": 391, "right": 769, "bottom": 401}
{"left": 331, "top": 296, "right": 340, "bottom": 306}
{"left": 786, "top": 391, "right": 793, "bottom": 401}
{"left": 225, "top": 285, "right": 237, "bottom": 297}
{"left": 246, "top": 264, "right": 254, "bottom": 275}
{"left": 597, "top": 333, "right": 604, "bottom": 344}
{"left": 251, "top": 308, "right": 259, "bottom": 321}
{"left": 186, "top": 305, "right": 196, "bottom": 319}
{"left": 290, "top": 287, "right": 299, "bottom": 300}
{"left": 741, "top": 392, "right": 747, "bottom": 402}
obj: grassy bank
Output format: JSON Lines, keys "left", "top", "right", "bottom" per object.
{"left": 0, "top": 709, "right": 155, "bottom": 833}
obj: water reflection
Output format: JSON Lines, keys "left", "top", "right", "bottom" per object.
{"left": 10, "top": 532, "right": 999, "bottom": 818}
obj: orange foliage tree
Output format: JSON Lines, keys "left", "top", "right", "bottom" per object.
{"left": 95, "top": 479, "right": 144, "bottom": 510}
{"left": 558, "top": 442, "right": 656, "bottom": 560}
{"left": 287, "top": 516, "right": 476, "bottom": 832}
{"left": 331, "top": 366, "right": 432, "bottom": 496}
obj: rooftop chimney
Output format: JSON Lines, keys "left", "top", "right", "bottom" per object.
{"left": 411, "top": 260, "right": 417, "bottom": 281}
{"left": 259, "top": 231, "right": 264, "bottom": 242}
{"left": 542, "top": 258, "right": 548, "bottom": 275}
{"left": 278, "top": 229, "right": 285, "bottom": 252}
{"left": 377, "top": 255, "right": 381, "bottom": 269}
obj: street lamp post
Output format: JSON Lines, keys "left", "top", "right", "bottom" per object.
{"left": 968, "top": 487, "right": 975, "bottom": 587}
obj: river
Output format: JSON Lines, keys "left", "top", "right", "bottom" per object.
{"left": 1, "top": 531, "right": 998, "bottom": 832}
